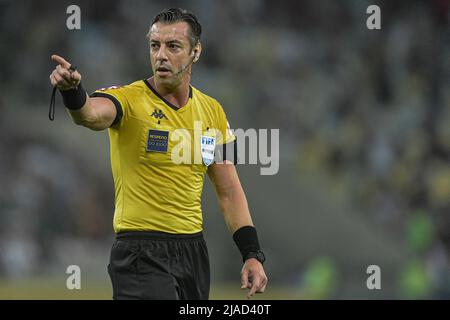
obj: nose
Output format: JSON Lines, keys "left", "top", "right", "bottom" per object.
{"left": 155, "top": 44, "right": 168, "bottom": 61}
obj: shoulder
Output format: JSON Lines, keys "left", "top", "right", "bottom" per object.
{"left": 94, "top": 80, "right": 146, "bottom": 94}
{"left": 191, "top": 86, "right": 223, "bottom": 112}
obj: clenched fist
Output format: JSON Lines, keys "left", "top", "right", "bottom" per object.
{"left": 49, "top": 55, "right": 81, "bottom": 91}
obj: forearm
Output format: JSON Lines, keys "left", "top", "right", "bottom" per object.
{"left": 66, "top": 95, "right": 99, "bottom": 129}
{"left": 208, "top": 164, "right": 263, "bottom": 263}
{"left": 219, "top": 186, "right": 264, "bottom": 265}
{"left": 57, "top": 82, "right": 97, "bottom": 127}
{"left": 217, "top": 183, "right": 253, "bottom": 233}
{"left": 61, "top": 87, "right": 111, "bottom": 131}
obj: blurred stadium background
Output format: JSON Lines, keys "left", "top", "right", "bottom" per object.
{"left": 0, "top": 0, "right": 449, "bottom": 299}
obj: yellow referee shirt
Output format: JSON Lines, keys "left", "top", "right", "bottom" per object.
{"left": 91, "top": 79, "right": 235, "bottom": 234}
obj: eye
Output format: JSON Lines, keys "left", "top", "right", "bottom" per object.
{"left": 150, "top": 43, "right": 159, "bottom": 49}
{"left": 168, "top": 43, "right": 180, "bottom": 49}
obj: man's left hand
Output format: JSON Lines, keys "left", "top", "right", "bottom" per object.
{"left": 240, "top": 258, "right": 268, "bottom": 299}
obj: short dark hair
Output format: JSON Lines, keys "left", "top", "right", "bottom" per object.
{"left": 151, "top": 8, "right": 202, "bottom": 48}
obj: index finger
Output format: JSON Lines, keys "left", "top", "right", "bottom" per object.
{"left": 51, "top": 54, "right": 71, "bottom": 69}
{"left": 247, "top": 279, "right": 260, "bottom": 299}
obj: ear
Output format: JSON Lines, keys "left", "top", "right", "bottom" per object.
{"left": 193, "top": 42, "right": 202, "bottom": 63}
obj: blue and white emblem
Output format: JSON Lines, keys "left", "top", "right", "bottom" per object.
{"left": 200, "top": 135, "right": 216, "bottom": 166}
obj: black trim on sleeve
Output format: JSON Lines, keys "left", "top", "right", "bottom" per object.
{"left": 214, "top": 139, "right": 238, "bottom": 164}
{"left": 90, "top": 92, "right": 123, "bottom": 127}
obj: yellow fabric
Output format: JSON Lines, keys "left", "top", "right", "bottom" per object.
{"left": 92, "top": 80, "right": 235, "bottom": 234}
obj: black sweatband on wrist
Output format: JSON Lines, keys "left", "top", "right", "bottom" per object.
{"left": 233, "top": 226, "right": 261, "bottom": 262}
{"left": 60, "top": 82, "right": 87, "bottom": 110}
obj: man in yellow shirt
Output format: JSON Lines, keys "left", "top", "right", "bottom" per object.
{"left": 49, "top": 8, "right": 267, "bottom": 300}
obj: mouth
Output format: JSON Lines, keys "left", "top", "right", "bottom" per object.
{"left": 156, "top": 66, "right": 171, "bottom": 76}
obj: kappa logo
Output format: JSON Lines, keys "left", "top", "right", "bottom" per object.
{"left": 151, "top": 109, "right": 168, "bottom": 120}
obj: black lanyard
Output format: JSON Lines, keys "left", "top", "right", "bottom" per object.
{"left": 49, "top": 65, "right": 77, "bottom": 121}
{"left": 49, "top": 86, "right": 57, "bottom": 121}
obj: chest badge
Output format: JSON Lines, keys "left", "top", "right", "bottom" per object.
{"left": 200, "top": 135, "right": 216, "bottom": 166}
{"left": 147, "top": 129, "right": 169, "bottom": 153}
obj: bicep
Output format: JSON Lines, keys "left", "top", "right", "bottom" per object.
{"left": 69, "top": 97, "right": 117, "bottom": 130}
{"left": 207, "top": 162, "right": 240, "bottom": 196}
{"left": 89, "top": 97, "right": 118, "bottom": 129}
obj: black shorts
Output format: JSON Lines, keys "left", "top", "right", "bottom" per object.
{"left": 108, "top": 231, "right": 210, "bottom": 300}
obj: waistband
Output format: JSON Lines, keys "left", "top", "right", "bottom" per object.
{"left": 116, "top": 230, "right": 203, "bottom": 240}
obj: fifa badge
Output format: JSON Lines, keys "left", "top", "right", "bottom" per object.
{"left": 200, "top": 135, "right": 216, "bottom": 166}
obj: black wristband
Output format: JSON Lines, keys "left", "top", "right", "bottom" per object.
{"left": 233, "top": 226, "right": 261, "bottom": 263}
{"left": 60, "top": 82, "right": 87, "bottom": 110}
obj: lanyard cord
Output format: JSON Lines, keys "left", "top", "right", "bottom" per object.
{"left": 49, "top": 86, "right": 57, "bottom": 121}
{"left": 49, "top": 65, "right": 77, "bottom": 121}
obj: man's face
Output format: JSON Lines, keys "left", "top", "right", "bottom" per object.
{"left": 149, "top": 21, "right": 194, "bottom": 86}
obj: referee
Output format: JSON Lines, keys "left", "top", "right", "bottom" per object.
{"left": 49, "top": 8, "right": 267, "bottom": 300}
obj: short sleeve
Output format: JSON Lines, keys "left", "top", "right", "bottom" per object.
{"left": 90, "top": 85, "right": 129, "bottom": 128}
{"left": 213, "top": 100, "right": 237, "bottom": 164}
{"left": 215, "top": 101, "right": 236, "bottom": 146}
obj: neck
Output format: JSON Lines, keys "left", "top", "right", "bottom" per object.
{"left": 149, "top": 76, "right": 190, "bottom": 109}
